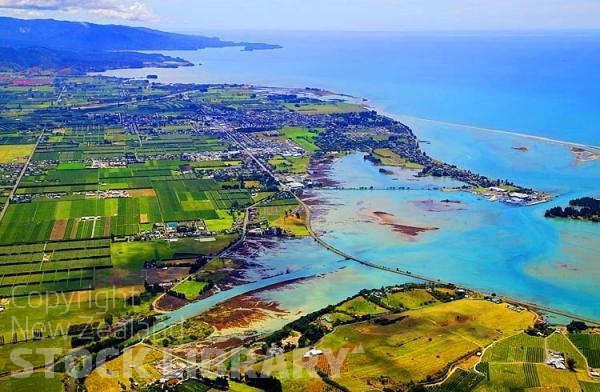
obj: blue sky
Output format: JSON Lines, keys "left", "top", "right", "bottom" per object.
{"left": 1, "top": 0, "right": 600, "bottom": 33}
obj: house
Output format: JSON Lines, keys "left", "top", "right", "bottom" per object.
{"left": 546, "top": 355, "right": 566, "bottom": 370}
{"left": 321, "top": 315, "right": 333, "bottom": 323}
{"left": 509, "top": 192, "right": 531, "bottom": 200}
{"left": 286, "top": 182, "right": 304, "bottom": 191}
{"left": 266, "top": 343, "right": 284, "bottom": 357}
{"left": 248, "top": 228, "right": 264, "bottom": 236}
{"left": 303, "top": 348, "right": 323, "bottom": 358}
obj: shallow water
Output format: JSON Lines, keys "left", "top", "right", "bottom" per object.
{"left": 102, "top": 31, "right": 600, "bottom": 327}
{"left": 310, "top": 149, "right": 599, "bottom": 320}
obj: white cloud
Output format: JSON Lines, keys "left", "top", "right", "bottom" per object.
{"left": 0, "top": 0, "right": 156, "bottom": 21}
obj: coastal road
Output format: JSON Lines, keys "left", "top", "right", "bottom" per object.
{"left": 225, "top": 130, "right": 600, "bottom": 326}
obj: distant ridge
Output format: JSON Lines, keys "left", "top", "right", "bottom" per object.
{"left": 0, "top": 16, "right": 281, "bottom": 51}
{"left": 0, "top": 16, "right": 281, "bottom": 73}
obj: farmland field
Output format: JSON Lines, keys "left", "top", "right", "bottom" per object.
{"left": 481, "top": 332, "right": 545, "bottom": 363}
{"left": 0, "top": 176, "right": 242, "bottom": 241}
{"left": 257, "top": 201, "right": 309, "bottom": 236}
{"left": 547, "top": 333, "right": 587, "bottom": 370}
{"left": 0, "top": 238, "right": 111, "bottom": 296}
{"left": 149, "top": 318, "right": 212, "bottom": 346}
{"left": 85, "top": 345, "right": 167, "bottom": 392}
{"left": 315, "top": 299, "right": 535, "bottom": 390}
{"left": 581, "top": 382, "right": 600, "bottom": 392}
{"left": 381, "top": 288, "right": 438, "bottom": 309}
{"left": 279, "top": 126, "right": 321, "bottom": 152}
{"left": 335, "top": 295, "right": 388, "bottom": 316}
{"left": 473, "top": 329, "right": 600, "bottom": 392}
{"left": 372, "top": 148, "right": 424, "bottom": 169}
{"left": 0, "top": 144, "right": 34, "bottom": 163}
{"left": 1, "top": 372, "right": 64, "bottom": 392}
{"left": 569, "top": 333, "right": 600, "bottom": 368}
{"left": 284, "top": 102, "right": 366, "bottom": 114}
{"left": 172, "top": 279, "right": 208, "bottom": 300}
{"left": 428, "top": 369, "right": 485, "bottom": 391}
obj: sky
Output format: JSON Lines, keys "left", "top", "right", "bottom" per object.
{"left": 1, "top": 0, "right": 600, "bottom": 33}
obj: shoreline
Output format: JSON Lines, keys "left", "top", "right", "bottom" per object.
{"left": 366, "top": 104, "right": 600, "bottom": 152}
{"left": 69, "top": 72, "right": 599, "bottom": 324}
{"left": 92, "top": 65, "right": 599, "bottom": 152}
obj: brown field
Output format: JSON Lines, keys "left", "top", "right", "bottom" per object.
{"left": 145, "top": 266, "right": 191, "bottom": 285}
{"left": 140, "top": 213, "right": 149, "bottom": 224}
{"left": 50, "top": 219, "right": 68, "bottom": 240}
{"left": 103, "top": 217, "right": 111, "bottom": 236}
{"left": 69, "top": 219, "right": 79, "bottom": 239}
{"left": 68, "top": 286, "right": 144, "bottom": 304}
{"left": 244, "top": 180, "right": 261, "bottom": 189}
{"left": 128, "top": 188, "right": 157, "bottom": 197}
{"left": 155, "top": 293, "right": 189, "bottom": 311}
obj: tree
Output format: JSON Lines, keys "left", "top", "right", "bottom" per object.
{"left": 104, "top": 313, "right": 114, "bottom": 327}
{"left": 567, "top": 357, "right": 576, "bottom": 371}
{"left": 566, "top": 320, "right": 588, "bottom": 333}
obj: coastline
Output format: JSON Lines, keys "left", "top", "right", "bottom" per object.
{"left": 364, "top": 103, "right": 600, "bottom": 152}
{"left": 73, "top": 70, "right": 600, "bottom": 323}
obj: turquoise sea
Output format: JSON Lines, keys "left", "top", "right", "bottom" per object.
{"left": 99, "top": 31, "right": 600, "bottom": 326}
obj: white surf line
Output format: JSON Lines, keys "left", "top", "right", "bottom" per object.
{"left": 361, "top": 103, "right": 600, "bottom": 152}
{"left": 402, "top": 115, "right": 600, "bottom": 151}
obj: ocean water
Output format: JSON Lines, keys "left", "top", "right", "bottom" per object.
{"left": 101, "top": 30, "right": 600, "bottom": 146}
{"left": 98, "top": 31, "right": 600, "bottom": 322}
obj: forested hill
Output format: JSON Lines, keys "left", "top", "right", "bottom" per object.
{"left": 0, "top": 46, "right": 193, "bottom": 73}
{"left": 0, "top": 16, "right": 281, "bottom": 51}
{"left": 0, "top": 16, "right": 280, "bottom": 73}
{"left": 545, "top": 197, "right": 600, "bottom": 222}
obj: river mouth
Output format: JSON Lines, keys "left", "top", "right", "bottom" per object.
{"left": 154, "top": 144, "right": 599, "bottom": 337}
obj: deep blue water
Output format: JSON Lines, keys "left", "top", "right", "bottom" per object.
{"left": 103, "top": 30, "right": 600, "bottom": 145}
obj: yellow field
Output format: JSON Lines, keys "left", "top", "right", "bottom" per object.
{"left": 272, "top": 213, "right": 309, "bottom": 236}
{"left": 85, "top": 345, "right": 167, "bottom": 392}
{"left": 258, "top": 204, "right": 309, "bottom": 236}
{"left": 372, "top": 148, "right": 424, "bottom": 169}
{"left": 317, "top": 299, "right": 535, "bottom": 391}
{"left": 335, "top": 295, "right": 388, "bottom": 316}
{"left": 0, "top": 144, "right": 34, "bottom": 163}
{"left": 382, "top": 288, "right": 438, "bottom": 309}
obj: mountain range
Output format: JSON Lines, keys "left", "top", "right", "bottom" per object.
{"left": 0, "top": 16, "right": 281, "bottom": 73}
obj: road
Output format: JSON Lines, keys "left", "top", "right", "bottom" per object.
{"left": 0, "top": 129, "right": 45, "bottom": 225}
{"left": 225, "top": 130, "right": 600, "bottom": 326}
{"left": 71, "top": 89, "right": 197, "bottom": 111}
